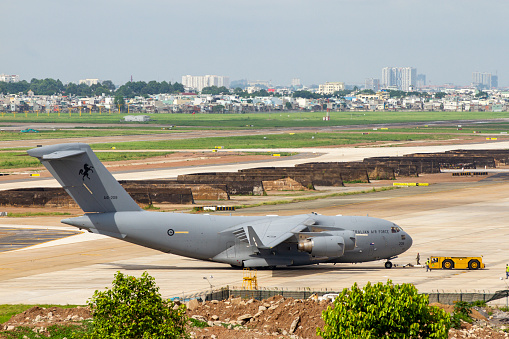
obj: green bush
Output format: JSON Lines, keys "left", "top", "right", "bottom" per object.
{"left": 317, "top": 280, "right": 451, "bottom": 339}
{"left": 451, "top": 301, "right": 474, "bottom": 329}
{"left": 85, "top": 271, "right": 188, "bottom": 339}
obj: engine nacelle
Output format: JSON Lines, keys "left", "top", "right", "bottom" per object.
{"left": 329, "top": 230, "right": 356, "bottom": 251}
{"left": 298, "top": 236, "right": 345, "bottom": 257}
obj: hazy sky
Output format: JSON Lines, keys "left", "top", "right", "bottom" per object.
{"left": 2, "top": 0, "right": 508, "bottom": 87}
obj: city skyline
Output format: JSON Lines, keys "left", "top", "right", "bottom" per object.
{"left": 1, "top": 0, "right": 508, "bottom": 87}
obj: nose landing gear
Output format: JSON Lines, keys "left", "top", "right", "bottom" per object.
{"left": 384, "top": 261, "right": 393, "bottom": 269}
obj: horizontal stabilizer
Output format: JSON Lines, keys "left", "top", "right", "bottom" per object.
{"left": 42, "top": 150, "right": 86, "bottom": 160}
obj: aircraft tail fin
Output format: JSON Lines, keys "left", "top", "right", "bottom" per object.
{"left": 28, "top": 143, "right": 141, "bottom": 213}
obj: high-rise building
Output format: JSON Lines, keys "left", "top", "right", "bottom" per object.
{"left": 472, "top": 72, "right": 497, "bottom": 89}
{"left": 181, "top": 75, "right": 230, "bottom": 92}
{"left": 416, "top": 74, "right": 426, "bottom": 88}
{"left": 365, "top": 78, "right": 380, "bottom": 91}
{"left": 381, "top": 67, "right": 398, "bottom": 88}
{"left": 492, "top": 75, "right": 498, "bottom": 88}
{"left": 382, "top": 67, "right": 417, "bottom": 90}
{"left": 0, "top": 74, "right": 20, "bottom": 83}
{"left": 401, "top": 67, "right": 417, "bottom": 91}
{"left": 291, "top": 78, "right": 301, "bottom": 87}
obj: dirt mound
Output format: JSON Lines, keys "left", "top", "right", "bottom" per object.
{"left": 186, "top": 295, "right": 327, "bottom": 338}
{"left": 431, "top": 302, "right": 487, "bottom": 320}
{"left": 3, "top": 300, "right": 509, "bottom": 338}
{"left": 2, "top": 306, "right": 91, "bottom": 333}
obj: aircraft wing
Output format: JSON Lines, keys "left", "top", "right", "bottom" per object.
{"left": 222, "top": 215, "right": 315, "bottom": 250}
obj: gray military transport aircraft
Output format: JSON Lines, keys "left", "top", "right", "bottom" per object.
{"left": 28, "top": 143, "right": 413, "bottom": 269}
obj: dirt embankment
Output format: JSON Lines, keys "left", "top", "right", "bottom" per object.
{"left": 3, "top": 298, "right": 509, "bottom": 339}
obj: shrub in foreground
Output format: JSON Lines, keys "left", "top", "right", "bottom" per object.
{"left": 85, "top": 271, "right": 188, "bottom": 338}
{"left": 317, "top": 280, "right": 451, "bottom": 338}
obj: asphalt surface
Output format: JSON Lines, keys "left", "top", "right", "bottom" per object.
{"left": 2, "top": 140, "right": 509, "bottom": 304}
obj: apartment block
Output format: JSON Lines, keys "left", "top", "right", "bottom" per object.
{"left": 182, "top": 75, "right": 230, "bottom": 92}
{"left": 365, "top": 78, "right": 380, "bottom": 91}
{"left": 0, "top": 74, "right": 20, "bottom": 83}
{"left": 472, "top": 72, "right": 498, "bottom": 89}
{"left": 79, "top": 79, "right": 100, "bottom": 86}
{"left": 381, "top": 67, "right": 417, "bottom": 91}
{"left": 318, "top": 82, "right": 345, "bottom": 95}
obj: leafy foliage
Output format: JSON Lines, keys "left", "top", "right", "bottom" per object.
{"left": 317, "top": 280, "right": 451, "bottom": 339}
{"left": 85, "top": 272, "right": 188, "bottom": 339}
{"left": 0, "top": 78, "right": 184, "bottom": 97}
{"left": 451, "top": 301, "right": 473, "bottom": 328}
{"left": 201, "top": 86, "right": 230, "bottom": 95}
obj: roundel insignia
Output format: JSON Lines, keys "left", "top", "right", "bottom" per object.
{"left": 167, "top": 229, "right": 175, "bottom": 236}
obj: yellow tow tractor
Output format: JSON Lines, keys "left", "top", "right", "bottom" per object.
{"left": 429, "top": 256, "right": 484, "bottom": 270}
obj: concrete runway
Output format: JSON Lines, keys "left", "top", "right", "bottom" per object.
{"left": 1, "top": 142, "right": 509, "bottom": 304}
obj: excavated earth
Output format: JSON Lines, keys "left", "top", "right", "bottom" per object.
{"left": 2, "top": 297, "right": 509, "bottom": 338}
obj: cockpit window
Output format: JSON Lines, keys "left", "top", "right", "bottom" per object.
{"left": 391, "top": 226, "right": 401, "bottom": 233}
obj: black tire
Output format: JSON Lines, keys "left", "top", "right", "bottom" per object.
{"left": 468, "top": 259, "right": 480, "bottom": 270}
{"left": 442, "top": 259, "right": 454, "bottom": 269}
{"left": 385, "top": 261, "right": 393, "bottom": 269}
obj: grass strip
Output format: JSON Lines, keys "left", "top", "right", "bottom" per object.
{"left": 0, "top": 152, "right": 173, "bottom": 169}
{"left": 90, "top": 132, "right": 454, "bottom": 150}
{"left": 2, "top": 111, "right": 509, "bottom": 128}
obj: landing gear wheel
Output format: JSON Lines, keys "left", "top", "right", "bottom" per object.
{"left": 385, "top": 261, "right": 393, "bottom": 269}
{"left": 442, "top": 259, "right": 454, "bottom": 269}
{"left": 468, "top": 259, "right": 480, "bottom": 270}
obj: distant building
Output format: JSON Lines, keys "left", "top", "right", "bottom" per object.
{"left": 247, "top": 80, "right": 271, "bottom": 88}
{"left": 401, "top": 67, "right": 417, "bottom": 91}
{"left": 0, "top": 74, "right": 20, "bottom": 83}
{"left": 318, "top": 82, "right": 345, "bottom": 95}
{"left": 381, "top": 67, "right": 417, "bottom": 91}
{"left": 416, "top": 74, "right": 426, "bottom": 88}
{"left": 365, "top": 78, "right": 380, "bottom": 91}
{"left": 382, "top": 67, "right": 398, "bottom": 88}
{"left": 182, "top": 75, "right": 230, "bottom": 92}
{"left": 492, "top": 75, "right": 498, "bottom": 88}
{"left": 79, "top": 79, "right": 100, "bottom": 86}
{"left": 472, "top": 72, "right": 497, "bottom": 89}
{"left": 291, "top": 78, "right": 301, "bottom": 87}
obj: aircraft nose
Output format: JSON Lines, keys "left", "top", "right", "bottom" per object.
{"left": 406, "top": 232, "right": 413, "bottom": 248}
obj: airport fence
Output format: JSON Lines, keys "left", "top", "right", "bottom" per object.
{"left": 177, "top": 287, "right": 509, "bottom": 306}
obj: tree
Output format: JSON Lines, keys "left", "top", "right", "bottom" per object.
{"left": 434, "top": 92, "right": 447, "bottom": 99}
{"left": 102, "top": 80, "right": 116, "bottom": 91}
{"left": 317, "top": 280, "right": 451, "bottom": 339}
{"left": 85, "top": 271, "right": 188, "bottom": 339}
{"left": 293, "top": 90, "right": 321, "bottom": 99}
{"left": 201, "top": 86, "right": 229, "bottom": 95}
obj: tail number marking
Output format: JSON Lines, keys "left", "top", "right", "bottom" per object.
{"left": 104, "top": 196, "right": 118, "bottom": 200}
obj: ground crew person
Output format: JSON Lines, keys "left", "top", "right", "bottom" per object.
{"left": 425, "top": 258, "right": 430, "bottom": 272}
{"left": 506, "top": 264, "right": 509, "bottom": 279}
{"left": 416, "top": 253, "right": 420, "bottom": 265}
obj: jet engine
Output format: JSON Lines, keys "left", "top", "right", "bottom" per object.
{"left": 298, "top": 235, "right": 345, "bottom": 257}
{"left": 297, "top": 230, "right": 356, "bottom": 257}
